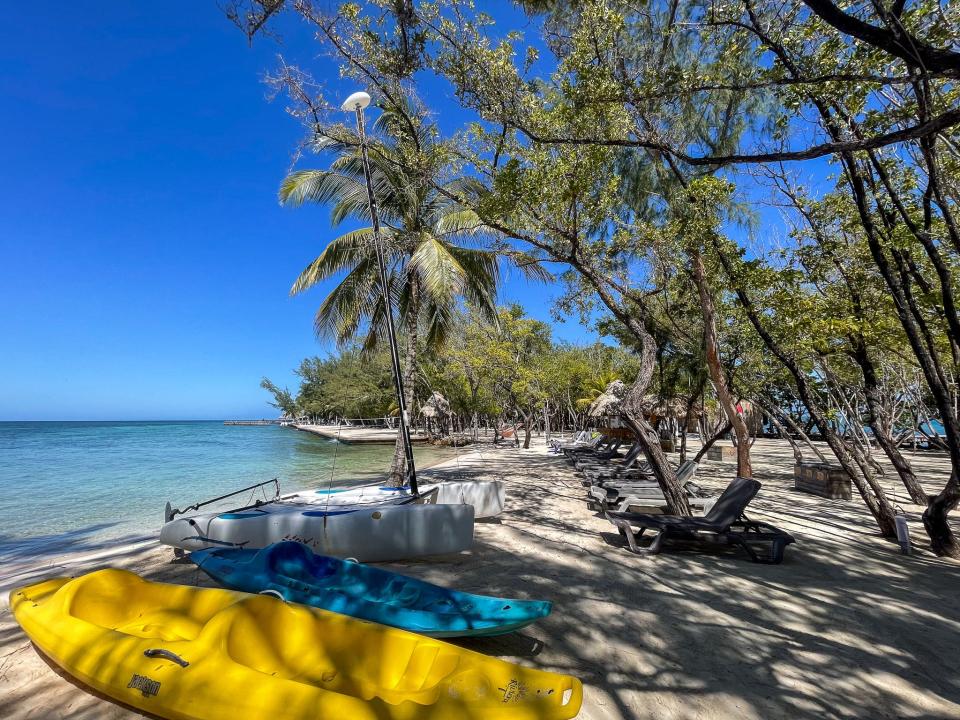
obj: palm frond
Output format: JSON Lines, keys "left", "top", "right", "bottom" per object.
{"left": 434, "top": 208, "right": 490, "bottom": 238}
{"left": 290, "top": 227, "right": 378, "bottom": 295}
{"left": 279, "top": 170, "right": 366, "bottom": 208}
{"left": 422, "top": 297, "right": 456, "bottom": 351}
{"left": 447, "top": 246, "right": 500, "bottom": 323}
{"left": 285, "top": 93, "right": 519, "bottom": 355}
{"left": 408, "top": 236, "right": 469, "bottom": 305}
{"left": 359, "top": 295, "right": 389, "bottom": 357}
{"left": 312, "top": 258, "right": 381, "bottom": 344}
{"left": 506, "top": 251, "right": 555, "bottom": 283}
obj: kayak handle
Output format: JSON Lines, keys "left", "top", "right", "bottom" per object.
{"left": 144, "top": 649, "right": 189, "bottom": 668}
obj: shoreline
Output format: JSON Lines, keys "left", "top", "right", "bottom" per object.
{"left": 0, "top": 442, "right": 476, "bottom": 597}
{"left": 0, "top": 422, "right": 467, "bottom": 579}
{"left": 3, "top": 438, "right": 960, "bottom": 718}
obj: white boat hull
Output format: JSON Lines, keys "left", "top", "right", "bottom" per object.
{"left": 159, "top": 502, "right": 475, "bottom": 562}
{"left": 433, "top": 480, "right": 506, "bottom": 518}
{"left": 279, "top": 484, "right": 427, "bottom": 507}
{"left": 280, "top": 480, "right": 505, "bottom": 517}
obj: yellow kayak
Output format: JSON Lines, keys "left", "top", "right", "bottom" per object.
{"left": 10, "top": 569, "right": 582, "bottom": 720}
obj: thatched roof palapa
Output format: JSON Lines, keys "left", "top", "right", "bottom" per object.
{"left": 587, "top": 381, "right": 703, "bottom": 420}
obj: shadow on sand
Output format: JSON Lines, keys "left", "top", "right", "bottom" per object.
{"left": 3, "top": 441, "right": 960, "bottom": 719}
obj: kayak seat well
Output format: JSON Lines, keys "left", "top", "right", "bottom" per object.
{"left": 225, "top": 598, "right": 354, "bottom": 693}
{"left": 63, "top": 570, "right": 228, "bottom": 643}
{"left": 225, "top": 595, "right": 459, "bottom": 702}
{"left": 113, "top": 611, "right": 205, "bottom": 643}
{"left": 265, "top": 542, "right": 338, "bottom": 581}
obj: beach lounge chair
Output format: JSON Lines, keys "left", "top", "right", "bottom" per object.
{"left": 564, "top": 437, "right": 620, "bottom": 463}
{"left": 550, "top": 430, "right": 592, "bottom": 452}
{"left": 603, "top": 477, "right": 795, "bottom": 564}
{"left": 584, "top": 459, "right": 697, "bottom": 489}
{"left": 589, "top": 459, "right": 698, "bottom": 488}
{"left": 589, "top": 480, "right": 716, "bottom": 515}
{"left": 561, "top": 435, "right": 607, "bottom": 458}
{"left": 574, "top": 442, "right": 642, "bottom": 473}
{"left": 580, "top": 466, "right": 654, "bottom": 487}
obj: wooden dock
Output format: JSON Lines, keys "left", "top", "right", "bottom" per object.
{"left": 223, "top": 420, "right": 277, "bottom": 426}
{"left": 293, "top": 424, "right": 429, "bottom": 444}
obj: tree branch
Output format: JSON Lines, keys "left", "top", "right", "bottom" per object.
{"left": 800, "top": 0, "right": 960, "bottom": 74}
{"left": 505, "top": 105, "right": 960, "bottom": 166}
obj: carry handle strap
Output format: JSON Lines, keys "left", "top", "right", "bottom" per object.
{"left": 144, "top": 648, "right": 189, "bottom": 667}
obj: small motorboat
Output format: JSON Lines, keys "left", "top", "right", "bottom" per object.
{"left": 191, "top": 541, "right": 552, "bottom": 637}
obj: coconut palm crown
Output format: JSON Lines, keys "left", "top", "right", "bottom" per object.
{"left": 280, "top": 97, "right": 529, "bottom": 353}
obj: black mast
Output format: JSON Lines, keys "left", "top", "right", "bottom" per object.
{"left": 343, "top": 91, "right": 419, "bottom": 495}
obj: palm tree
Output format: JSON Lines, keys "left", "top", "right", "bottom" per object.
{"left": 575, "top": 369, "right": 622, "bottom": 413}
{"left": 280, "top": 96, "right": 543, "bottom": 483}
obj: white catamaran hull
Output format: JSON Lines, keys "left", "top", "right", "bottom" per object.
{"left": 279, "top": 480, "right": 506, "bottom": 517}
{"left": 159, "top": 502, "right": 475, "bottom": 562}
{"left": 432, "top": 480, "right": 506, "bottom": 518}
{"left": 279, "top": 484, "right": 428, "bottom": 507}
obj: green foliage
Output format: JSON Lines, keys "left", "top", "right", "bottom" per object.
{"left": 239, "top": 0, "right": 959, "bottom": 463}
{"left": 289, "top": 349, "right": 396, "bottom": 420}
{"left": 276, "top": 306, "right": 641, "bottom": 423}
{"left": 259, "top": 377, "right": 297, "bottom": 417}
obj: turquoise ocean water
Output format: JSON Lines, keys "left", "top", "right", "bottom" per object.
{"left": 0, "top": 421, "right": 460, "bottom": 561}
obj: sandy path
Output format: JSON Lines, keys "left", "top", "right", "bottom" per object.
{"left": 2, "top": 439, "right": 959, "bottom": 719}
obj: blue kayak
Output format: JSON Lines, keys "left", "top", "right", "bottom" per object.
{"left": 189, "top": 541, "right": 552, "bottom": 637}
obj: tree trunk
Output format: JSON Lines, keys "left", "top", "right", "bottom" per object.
{"left": 620, "top": 325, "right": 691, "bottom": 515}
{"left": 543, "top": 400, "right": 551, "bottom": 445}
{"left": 923, "top": 472, "right": 960, "bottom": 558}
{"left": 775, "top": 403, "right": 829, "bottom": 463}
{"left": 389, "top": 278, "right": 419, "bottom": 486}
{"left": 713, "top": 242, "right": 897, "bottom": 536}
{"left": 765, "top": 411, "right": 804, "bottom": 462}
{"left": 694, "top": 421, "right": 733, "bottom": 463}
{"left": 736, "top": 7, "right": 945, "bottom": 542}
{"left": 521, "top": 409, "right": 533, "bottom": 449}
{"left": 691, "top": 249, "right": 753, "bottom": 477}
{"left": 851, "top": 341, "right": 929, "bottom": 504}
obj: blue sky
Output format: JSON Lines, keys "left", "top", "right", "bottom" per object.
{"left": 0, "top": 3, "right": 595, "bottom": 420}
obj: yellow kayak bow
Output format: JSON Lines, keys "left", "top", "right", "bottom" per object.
{"left": 10, "top": 569, "right": 582, "bottom": 720}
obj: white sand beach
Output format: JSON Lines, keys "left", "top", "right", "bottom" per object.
{"left": 2, "top": 438, "right": 959, "bottom": 719}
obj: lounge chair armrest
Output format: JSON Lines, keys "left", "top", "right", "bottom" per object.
{"left": 729, "top": 520, "right": 795, "bottom": 541}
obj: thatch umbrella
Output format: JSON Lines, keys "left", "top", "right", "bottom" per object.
{"left": 420, "top": 391, "right": 450, "bottom": 418}
{"left": 587, "top": 380, "right": 628, "bottom": 419}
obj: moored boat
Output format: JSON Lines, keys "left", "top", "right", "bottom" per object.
{"left": 159, "top": 501, "right": 475, "bottom": 562}
{"left": 280, "top": 478, "right": 506, "bottom": 518}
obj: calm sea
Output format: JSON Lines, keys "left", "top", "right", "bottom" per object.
{"left": 0, "top": 421, "right": 459, "bottom": 561}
